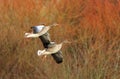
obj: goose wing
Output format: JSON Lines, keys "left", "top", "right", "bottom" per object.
{"left": 46, "top": 44, "right": 62, "bottom": 53}
{"left": 37, "top": 26, "right": 50, "bottom": 36}
{"left": 25, "top": 33, "right": 41, "bottom": 38}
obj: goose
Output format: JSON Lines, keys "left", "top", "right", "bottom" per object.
{"left": 37, "top": 40, "right": 70, "bottom": 56}
{"left": 24, "top": 23, "right": 58, "bottom": 38}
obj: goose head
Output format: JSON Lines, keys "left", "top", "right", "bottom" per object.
{"left": 37, "top": 49, "right": 46, "bottom": 56}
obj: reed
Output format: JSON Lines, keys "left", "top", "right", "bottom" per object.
{"left": 0, "top": 0, "right": 120, "bottom": 79}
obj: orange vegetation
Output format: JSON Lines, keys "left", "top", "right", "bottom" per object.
{"left": 0, "top": 0, "right": 120, "bottom": 79}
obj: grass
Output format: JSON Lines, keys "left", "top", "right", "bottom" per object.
{"left": 0, "top": 0, "right": 120, "bottom": 79}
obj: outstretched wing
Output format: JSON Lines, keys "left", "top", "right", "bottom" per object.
{"left": 37, "top": 26, "right": 50, "bottom": 35}
{"left": 24, "top": 32, "right": 40, "bottom": 38}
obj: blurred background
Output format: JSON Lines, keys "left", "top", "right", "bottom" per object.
{"left": 0, "top": 0, "right": 120, "bottom": 79}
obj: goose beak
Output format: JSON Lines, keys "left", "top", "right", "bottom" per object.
{"left": 31, "top": 27, "right": 34, "bottom": 29}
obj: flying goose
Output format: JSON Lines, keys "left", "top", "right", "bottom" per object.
{"left": 37, "top": 40, "right": 70, "bottom": 56}
{"left": 24, "top": 23, "right": 58, "bottom": 38}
